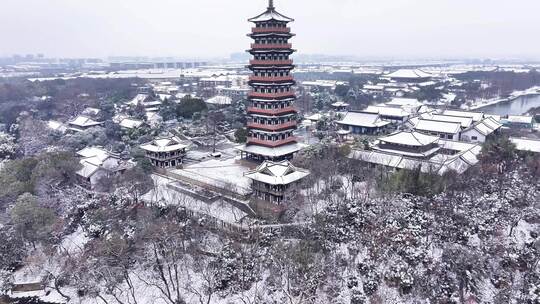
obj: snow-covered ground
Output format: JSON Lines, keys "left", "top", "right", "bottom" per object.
{"left": 172, "top": 157, "right": 254, "bottom": 196}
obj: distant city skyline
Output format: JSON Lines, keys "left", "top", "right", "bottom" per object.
{"left": 1, "top": 0, "right": 540, "bottom": 60}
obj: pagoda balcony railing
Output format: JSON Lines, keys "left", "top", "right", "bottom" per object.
{"left": 250, "top": 43, "right": 292, "bottom": 50}
{"left": 252, "top": 184, "right": 286, "bottom": 196}
{"left": 248, "top": 91, "right": 296, "bottom": 99}
{"left": 247, "top": 121, "right": 297, "bottom": 131}
{"left": 249, "top": 59, "right": 293, "bottom": 66}
{"left": 249, "top": 75, "right": 294, "bottom": 82}
{"left": 247, "top": 136, "right": 298, "bottom": 147}
{"left": 247, "top": 106, "right": 296, "bottom": 116}
{"left": 145, "top": 153, "right": 185, "bottom": 160}
{"left": 251, "top": 27, "right": 291, "bottom": 34}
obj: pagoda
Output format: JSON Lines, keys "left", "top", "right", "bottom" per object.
{"left": 238, "top": 0, "right": 301, "bottom": 161}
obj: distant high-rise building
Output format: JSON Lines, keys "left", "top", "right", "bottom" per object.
{"left": 238, "top": 0, "right": 301, "bottom": 161}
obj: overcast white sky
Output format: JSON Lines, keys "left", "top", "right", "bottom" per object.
{"left": 1, "top": 0, "right": 539, "bottom": 60}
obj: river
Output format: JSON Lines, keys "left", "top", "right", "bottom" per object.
{"left": 478, "top": 94, "right": 540, "bottom": 116}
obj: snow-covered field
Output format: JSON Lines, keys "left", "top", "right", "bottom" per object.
{"left": 172, "top": 157, "right": 254, "bottom": 195}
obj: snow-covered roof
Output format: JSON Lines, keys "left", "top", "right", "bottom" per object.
{"left": 140, "top": 135, "right": 188, "bottom": 153}
{"left": 379, "top": 131, "right": 439, "bottom": 147}
{"left": 363, "top": 105, "right": 410, "bottom": 118}
{"left": 337, "top": 129, "right": 351, "bottom": 135}
{"left": 206, "top": 95, "right": 232, "bottom": 105}
{"left": 157, "top": 94, "right": 172, "bottom": 101}
{"left": 76, "top": 161, "right": 100, "bottom": 178}
{"left": 145, "top": 107, "right": 160, "bottom": 113}
{"left": 331, "top": 101, "right": 349, "bottom": 107}
{"left": 405, "top": 116, "right": 421, "bottom": 129}
{"left": 363, "top": 85, "right": 384, "bottom": 91}
{"left": 146, "top": 111, "right": 162, "bottom": 121}
{"left": 507, "top": 115, "right": 534, "bottom": 124}
{"left": 414, "top": 119, "right": 462, "bottom": 134}
{"left": 68, "top": 115, "right": 103, "bottom": 128}
{"left": 417, "top": 81, "right": 438, "bottom": 87}
{"left": 47, "top": 120, "right": 67, "bottom": 133}
{"left": 77, "top": 146, "right": 109, "bottom": 159}
{"left": 77, "top": 155, "right": 126, "bottom": 178}
{"left": 248, "top": 5, "right": 294, "bottom": 23}
{"left": 349, "top": 147, "right": 479, "bottom": 175}
{"left": 129, "top": 94, "right": 150, "bottom": 106}
{"left": 173, "top": 158, "right": 252, "bottom": 196}
{"left": 82, "top": 107, "right": 101, "bottom": 116}
{"left": 76, "top": 146, "right": 131, "bottom": 179}
{"left": 485, "top": 114, "right": 502, "bottom": 122}
{"left": 119, "top": 118, "right": 145, "bottom": 129}
{"left": 302, "top": 81, "right": 336, "bottom": 88}
{"left": 385, "top": 69, "right": 432, "bottom": 79}
{"left": 244, "top": 160, "right": 309, "bottom": 186}
{"left": 464, "top": 117, "right": 502, "bottom": 136}
{"left": 305, "top": 113, "right": 325, "bottom": 121}
{"left": 349, "top": 150, "right": 440, "bottom": 173}
{"left": 237, "top": 142, "right": 303, "bottom": 158}
{"left": 142, "top": 100, "right": 162, "bottom": 107}
{"left": 482, "top": 116, "right": 503, "bottom": 130}
{"left": 510, "top": 137, "right": 540, "bottom": 153}
{"left": 337, "top": 111, "right": 391, "bottom": 128}
{"left": 426, "top": 114, "right": 473, "bottom": 128}
{"left": 442, "top": 110, "right": 484, "bottom": 122}
{"left": 439, "top": 140, "right": 480, "bottom": 153}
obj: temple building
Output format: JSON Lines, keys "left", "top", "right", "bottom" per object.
{"left": 140, "top": 135, "right": 188, "bottom": 168}
{"left": 67, "top": 115, "right": 103, "bottom": 133}
{"left": 337, "top": 111, "right": 391, "bottom": 135}
{"left": 245, "top": 160, "right": 309, "bottom": 216}
{"left": 373, "top": 131, "right": 441, "bottom": 159}
{"left": 238, "top": 0, "right": 302, "bottom": 161}
{"left": 75, "top": 147, "right": 134, "bottom": 189}
{"left": 348, "top": 130, "right": 482, "bottom": 175}
{"left": 383, "top": 69, "right": 433, "bottom": 84}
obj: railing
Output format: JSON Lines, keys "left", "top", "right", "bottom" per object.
{"left": 249, "top": 75, "right": 294, "bottom": 82}
{"left": 249, "top": 59, "right": 293, "bottom": 66}
{"left": 247, "top": 121, "right": 297, "bottom": 131}
{"left": 252, "top": 184, "right": 287, "bottom": 196}
{"left": 247, "top": 106, "right": 296, "bottom": 116}
{"left": 251, "top": 27, "right": 291, "bottom": 34}
{"left": 250, "top": 43, "right": 292, "bottom": 50}
{"left": 247, "top": 136, "right": 297, "bottom": 147}
{"left": 248, "top": 91, "right": 296, "bottom": 99}
{"left": 146, "top": 152, "right": 185, "bottom": 160}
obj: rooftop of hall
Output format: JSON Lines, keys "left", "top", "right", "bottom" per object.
{"left": 244, "top": 160, "right": 309, "bottom": 186}
{"left": 248, "top": 0, "right": 294, "bottom": 23}
{"left": 378, "top": 130, "right": 440, "bottom": 147}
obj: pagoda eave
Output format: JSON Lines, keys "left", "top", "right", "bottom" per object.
{"left": 247, "top": 33, "right": 295, "bottom": 38}
{"left": 247, "top": 49, "right": 296, "bottom": 53}
{"left": 249, "top": 82, "right": 296, "bottom": 87}
{"left": 246, "top": 65, "right": 296, "bottom": 70}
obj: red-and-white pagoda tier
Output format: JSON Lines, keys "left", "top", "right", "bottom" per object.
{"left": 238, "top": 0, "right": 302, "bottom": 161}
